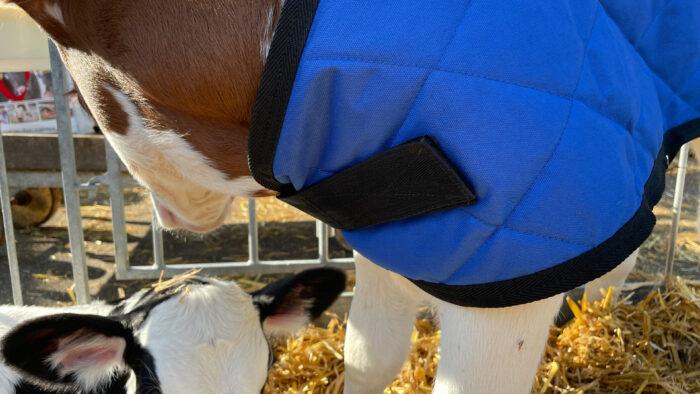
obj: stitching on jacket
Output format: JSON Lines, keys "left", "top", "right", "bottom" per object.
{"left": 460, "top": 212, "right": 596, "bottom": 248}
{"left": 632, "top": 0, "right": 677, "bottom": 48}
{"left": 451, "top": 98, "right": 651, "bottom": 248}
{"left": 303, "top": 7, "right": 700, "bottom": 118}
{"left": 598, "top": 0, "right": 700, "bottom": 115}
{"left": 308, "top": 62, "right": 645, "bottom": 247}
{"left": 304, "top": 55, "right": 699, "bottom": 125}
{"left": 297, "top": 2, "right": 696, "bottom": 262}
{"left": 449, "top": 5, "right": 602, "bottom": 280}
{"left": 304, "top": 56, "right": 572, "bottom": 100}
{"left": 385, "top": 0, "right": 475, "bottom": 148}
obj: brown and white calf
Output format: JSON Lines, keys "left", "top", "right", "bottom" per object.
{"left": 0, "top": 269, "right": 345, "bottom": 394}
{"left": 7, "top": 1, "right": 641, "bottom": 393}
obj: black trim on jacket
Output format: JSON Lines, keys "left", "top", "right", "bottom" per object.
{"left": 248, "top": 0, "right": 700, "bottom": 307}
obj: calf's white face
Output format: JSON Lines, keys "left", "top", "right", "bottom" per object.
{"left": 0, "top": 269, "right": 345, "bottom": 394}
{"left": 100, "top": 85, "right": 257, "bottom": 234}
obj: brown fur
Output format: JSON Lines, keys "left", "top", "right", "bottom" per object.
{"left": 94, "top": 83, "right": 130, "bottom": 135}
{"left": 11, "top": 0, "right": 75, "bottom": 46}
{"left": 11, "top": 0, "right": 281, "bottom": 180}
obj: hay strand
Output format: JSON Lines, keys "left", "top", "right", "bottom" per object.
{"left": 264, "top": 278, "right": 700, "bottom": 393}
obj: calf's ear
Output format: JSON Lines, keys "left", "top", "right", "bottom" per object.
{"left": 252, "top": 268, "right": 346, "bottom": 335}
{"left": 1, "top": 313, "right": 135, "bottom": 392}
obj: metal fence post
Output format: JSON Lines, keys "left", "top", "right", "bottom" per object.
{"left": 49, "top": 41, "right": 90, "bottom": 304}
{"left": 152, "top": 213, "right": 166, "bottom": 270}
{"left": 0, "top": 135, "right": 23, "bottom": 305}
{"left": 105, "top": 141, "right": 129, "bottom": 277}
{"left": 665, "top": 143, "right": 690, "bottom": 279}
{"left": 317, "top": 221, "right": 329, "bottom": 264}
{"left": 248, "top": 198, "right": 259, "bottom": 263}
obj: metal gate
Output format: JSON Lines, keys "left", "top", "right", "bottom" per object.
{"left": 0, "top": 42, "right": 692, "bottom": 306}
{"left": 0, "top": 44, "right": 352, "bottom": 305}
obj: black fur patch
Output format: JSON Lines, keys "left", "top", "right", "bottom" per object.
{"left": 2, "top": 314, "right": 137, "bottom": 391}
{"left": 110, "top": 278, "right": 210, "bottom": 330}
{"left": 3, "top": 313, "right": 160, "bottom": 394}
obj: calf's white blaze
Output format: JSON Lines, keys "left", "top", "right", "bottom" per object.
{"left": 101, "top": 85, "right": 265, "bottom": 230}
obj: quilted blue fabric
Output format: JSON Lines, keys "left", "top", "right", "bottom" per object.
{"left": 271, "top": 0, "right": 700, "bottom": 288}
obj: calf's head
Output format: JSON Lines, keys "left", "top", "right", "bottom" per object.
{"left": 7, "top": 0, "right": 281, "bottom": 232}
{"left": 2, "top": 268, "right": 346, "bottom": 393}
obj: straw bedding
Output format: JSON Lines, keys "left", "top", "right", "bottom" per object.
{"left": 264, "top": 279, "right": 700, "bottom": 393}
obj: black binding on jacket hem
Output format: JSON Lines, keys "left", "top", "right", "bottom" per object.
{"left": 410, "top": 118, "right": 700, "bottom": 308}
{"left": 249, "top": 0, "right": 700, "bottom": 307}
{"left": 248, "top": 0, "right": 321, "bottom": 192}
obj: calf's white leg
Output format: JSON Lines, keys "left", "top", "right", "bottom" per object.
{"left": 584, "top": 249, "right": 638, "bottom": 302}
{"left": 432, "top": 293, "right": 563, "bottom": 394}
{"left": 344, "top": 253, "right": 426, "bottom": 394}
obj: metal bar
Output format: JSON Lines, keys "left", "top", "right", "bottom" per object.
{"left": 117, "top": 258, "right": 355, "bottom": 280}
{"left": 105, "top": 141, "right": 130, "bottom": 278}
{"left": 248, "top": 198, "right": 259, "bottom": 263}
{"left": 317, "top": 221, "right": 329, "bottom": 264}
{"left": 665, "top": 143, "right": 690, "bottom": 279}
{"left": 152, "top": 212, "right": 165, "bottom": 270}
{"left": 6, "top": 171, "right": 139, "bottom": 189}
{"left": 625, "top": 279, "right": 700, "bottom": 288}
{"left": 0, "top": 135, "right": 23, "bottom": 305}
{"left": 50, "top": 41, "right": 90, "bottom": 304}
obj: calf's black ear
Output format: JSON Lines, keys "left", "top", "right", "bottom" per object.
{"left": 1, "top": 313, "right": 136, "bottom": 392}
{"left": 251, "top": 268, "right": 346, "bottom": 335}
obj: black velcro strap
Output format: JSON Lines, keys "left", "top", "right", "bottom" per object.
{"left": 279, "top": 136, "right": 476, "bottom": 230}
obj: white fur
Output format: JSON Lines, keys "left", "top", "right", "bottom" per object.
{"left": 101, "top": 86, "right": 265, "bottom": 231}
{"left": 344, "top": 253, "right": 428, "bottom": 393}
{"left": 0, "top": 362, "right": 20, "bottom": 394}
{"left": 44, "top": 2, "right": 64, "bottom": 24}
{"left": 260, "top": 6, "right": 276, "bottom": 60}
{"left": 0, "top": 280, "right": 274, "bottom": 394}
{"left": 584, "top": 249, "right": 639, "bottom": 302}
{"left": 252, "top": 294, "right": 275, "bottom": 305}
{"left": 138, "top": 280, "right": 270, "bottom": 394}
{"left": 344, "top": 251, "right": 640, "bottom": 393}
{"left": 432, "top": 295, "right": 562, "bottom": 394}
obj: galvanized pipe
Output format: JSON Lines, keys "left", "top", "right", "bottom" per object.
{"left": 665, "top": 143, "right": 690, "bottom": 279}
{"left": 117, "top": 258, "right": 355, "bottom": 280}
{"left": 105, "top": 141, "right": 129, "bottom": 277}
{"left": 50, "top": 41, "right": 90, "bottom": 304}
{"left": 317, "top": 221, "right": 329, "bottom": 264}
{"left": 7, "top": 171, "right": 139, "bottom": 189}
{"left": 0, "top": 134, "right": 23, "bottom": 305}
{"left": 152, "top": 212, "right": 166, "bottom": 269}
{"left": 248, "top": 198, "right": 259, "bottom": 263}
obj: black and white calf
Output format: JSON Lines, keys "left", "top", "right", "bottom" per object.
{"left": 0, "top": 268, "right": 345, "bottom": 394}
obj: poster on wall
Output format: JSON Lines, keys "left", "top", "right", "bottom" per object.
{"left": 0, "top": 70, "right": 96, "bottom": 134}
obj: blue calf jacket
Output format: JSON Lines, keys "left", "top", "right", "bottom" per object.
{"left": 249, "top": 0, "right": 700, "bottom": 307}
